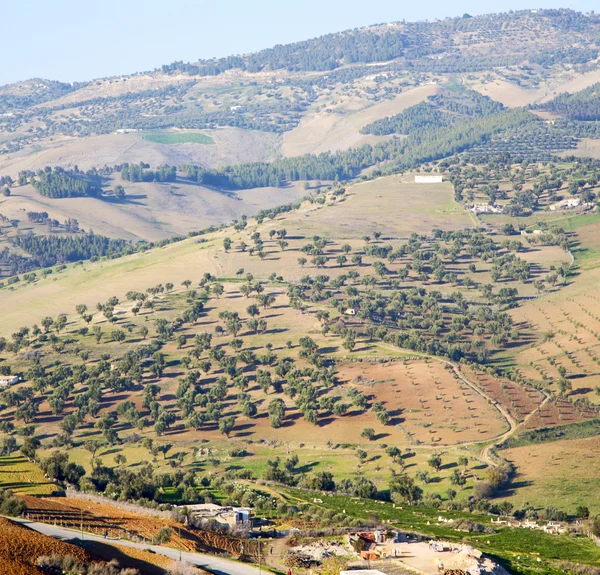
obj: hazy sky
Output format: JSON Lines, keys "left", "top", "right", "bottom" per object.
{"left": 3, "top": 0, "right": 598, "bottom": 85}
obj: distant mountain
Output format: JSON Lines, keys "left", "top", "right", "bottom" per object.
{"left": 2, "top": 8, "right": 600, "bottom": 246}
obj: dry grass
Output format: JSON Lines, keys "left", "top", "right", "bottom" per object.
{"left": 501, "top": 435, "right": 600, "bottom": 513}
{"left": 0, "top": 127, "right": 279, "bottom": 176}
{"left": 0, "top": 176, "right": 306, "bottom": 241}
{"left": 281, "top": 84, "right": 440, "bottom": 156}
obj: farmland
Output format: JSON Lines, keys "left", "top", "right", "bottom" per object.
{"left": 337, "top": 360, "right": 507, "bottom": 446}
{"left": 0, "top": 517, "right": 92, "bottom": 574}
{"left": 0, "top": 455, "right": 55, "bottom": 495}
{"left": 501, "top": 435, "right": 600, "bottom": 512}
{"left": 142, "top": 131, "right": 215, "bottom": 145}
{"left": 0, "top": 170, "right": 587, "bottom": 521}
{"left": 7, "top": 9, "right": 600, "bottom": 574}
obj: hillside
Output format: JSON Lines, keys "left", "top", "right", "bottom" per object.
{"left": 2, "top": 9, "right": 600, "bottom": 250}
{"left": 7, "top": 9, "right": 600, "bottom": 575}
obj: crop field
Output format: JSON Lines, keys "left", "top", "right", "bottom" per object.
{"left": 21, "top": 495, "right": 197, "bottom": 549}
{"left": 336, "top": 360, "right": 507, "bottom": 446}
{"left": 512, "top": 287, "right": 600, "bottom": 404}
{"left": 461, "top": 366, "right": 545, "bottom": 422}
{"left": 142, "top": 131, "right": 215, "bottom": 145}
{"left": 0, "top": 456, "right": 55, "bottom": 495}
{"left": 0, "top": 517, "right": 92, "bottom": 574}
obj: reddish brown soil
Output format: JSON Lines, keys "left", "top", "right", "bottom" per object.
{"left": 523, "top": 397, "right": 599, "bottom": 429}
{"left": 463, "top": 367, "right": 544, "bottom": 421}
{"left": 0, "top": 517, "right": 92, "bottom": 575}
{"left": 21, "top": 496, "right": 261, "bottom": 559}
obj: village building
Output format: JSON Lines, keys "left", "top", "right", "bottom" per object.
{"left": 0, "top": 375, "right": 19, "bottom": 388}
{"left": 470, "top": 204, "right": 503, "bottom": 214}
{"left": 415, "top": 175, "right": 443, "bottom": 183}
{"left": 549, "top": 198, "right": 581, "bottom": 211}
{"left": 179, "top": 503, "right": 251, "bottom": 529}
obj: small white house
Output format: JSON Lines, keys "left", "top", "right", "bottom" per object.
{"left": 470, "top": 204, "right": 503, "bottom": 214}
{"left": 0, "top": 376, "right": 18, "bottom": 388}
{"left": 415, "top": 175, "right": 443, "bottom": 183}
{"left": 181, "top": 503, "right": 251, "bottom": 528}
{"left": 549, "top": 198, "right": 581, "bottom": 211}
{"left": 345, "top": 308, "right": 356, "bottom": 316}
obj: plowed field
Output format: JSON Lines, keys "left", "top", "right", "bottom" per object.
{"left": 0, "top": 517, "right": 92, "bottom": 575}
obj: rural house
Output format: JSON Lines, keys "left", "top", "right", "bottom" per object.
{"left": 415, "top": 175, "right": 443, "bottom": 183}
{"left": 0, "top": 375, "right": 18, "bottom": 388}
{"left": 180, "top": 503, "right": 251, "bottom": 529}
{"left": 549, "top": 198, "right": 581, "bottom": 211}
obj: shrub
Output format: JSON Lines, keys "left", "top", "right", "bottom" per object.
{"left": 153, "top": 526, "right": 173, "bottom": 544}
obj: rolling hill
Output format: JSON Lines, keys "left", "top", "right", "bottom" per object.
{"left": 5, "top": 10, "right": 600, "bottom": 575}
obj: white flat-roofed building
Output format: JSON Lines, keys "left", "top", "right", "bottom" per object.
{"left": 415, "top": 175, "right": 443, "bottom": 183}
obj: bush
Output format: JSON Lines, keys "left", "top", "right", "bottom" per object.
{"left": 153, "top": 526, "right": 173, "bottom": 544}
{"left": 0, "top": 488, "right": 25, "bottom": 516}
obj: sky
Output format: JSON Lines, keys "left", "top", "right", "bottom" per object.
{"left": 3, "top": 0, "right": 598, "bottom": 86}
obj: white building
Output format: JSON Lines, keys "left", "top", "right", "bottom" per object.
{"left": 0, "top": 376, "right": 18, "bottom": 388}
{"left": 549, "top": 198, "right": 581, "bottom": 211}
{"left": 181, "top": 503, "right": 251, "bottom": 528}
{"left": 470, "top": 204, "right": 503, "bottom": 214}
{"left": 415, "top": 175, "right": 443, "bottom": 183}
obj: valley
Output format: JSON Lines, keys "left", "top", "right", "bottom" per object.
{"left": 5, "top": 7, "right": 600, "bottom": 575}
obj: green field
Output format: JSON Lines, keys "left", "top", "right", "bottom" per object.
{"left": 0, "top": 455, "right": 56, "bottom": 495}
{"left": 142, "top": 131, "right": 214, "bottom": 145}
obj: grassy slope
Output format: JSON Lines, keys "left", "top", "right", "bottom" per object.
{"left": 0, "top": 178, "right": 307, "bottom": 241}
{"left": 0, "top": 176, "right": 465, "bottom": 335}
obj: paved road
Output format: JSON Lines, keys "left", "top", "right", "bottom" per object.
{"left": 13, "top": 518, "right": 262, "bottom": 575}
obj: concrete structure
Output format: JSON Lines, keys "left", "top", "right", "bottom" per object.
{"left": 182, "top": 503, "right": 251, "bottom": 529}
{"left": 0, "top": 376, "right": 18, "bottom": 388}
{"left": 415, "top": 175, "right": 443, "bottom": 183}
{"left": 549, "top": 198, "right": 581, "bottom": 211}
{"left": 470, "top": 204, "right": 503, "bottom": 214}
